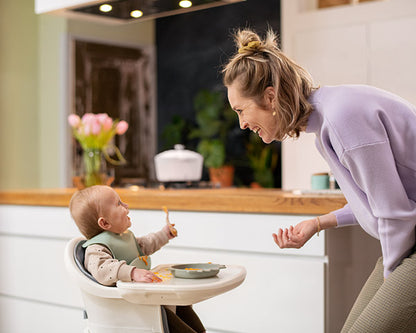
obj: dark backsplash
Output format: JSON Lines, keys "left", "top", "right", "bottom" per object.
{"left": 155, "top": 0, "right": 281, "bottom": 187}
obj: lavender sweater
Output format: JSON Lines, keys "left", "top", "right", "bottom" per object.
{"left": 306, "top": 85, "right": 416, "bottom": 277}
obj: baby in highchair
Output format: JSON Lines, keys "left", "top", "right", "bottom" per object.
{"left": 69, "top": 185, "right": 206, "bottom": 333}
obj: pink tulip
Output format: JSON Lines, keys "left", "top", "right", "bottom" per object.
{"left": 68, "top": 114, "right": 80, "bottom": 128}
{"left": 81, "top": 113, "right": 95, "bottom": 123}
{"left": 96, "top": 113, "right": 108, "bottom": 123}
{"left": 81, "top": 114, "right": 95, "bottom": 134}
{"left": 103, "top": 117, "right": 113, "bottom": 131}
{"left": 116, "top": 120, "right": 129, "bottom": 135}
{"left": 83, "top": 123, "right": 91, "bottom": 136}
{"left": 91, "top": 119, "right": 101, "bottom": 135}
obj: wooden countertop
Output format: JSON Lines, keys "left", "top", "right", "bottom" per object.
{"left": 0, "top": 188, "right": 346, "bottom": 215}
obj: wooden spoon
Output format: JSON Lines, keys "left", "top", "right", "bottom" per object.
{"left": 162, "top": 206, "right": 178, "bottom": 237}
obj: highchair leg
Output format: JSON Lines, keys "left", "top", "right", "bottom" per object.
{"left": 82, "top": 292, "right": 166, "bottom": 333}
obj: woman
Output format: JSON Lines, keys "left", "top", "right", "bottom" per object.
{"left": 223, "top": 28, "right": 416, "bottom": 332}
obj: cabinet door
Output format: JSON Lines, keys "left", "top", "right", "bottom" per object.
{"left": 132, "top": 210, "right": 326, "bottom": 333}
{"left": 130, "top": 210, "right": 325, "bottom": 257}
{"left": 151, "top": 248, "right": 325, "bottom": 333}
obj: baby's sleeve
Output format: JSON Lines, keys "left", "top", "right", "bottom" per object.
{"left": 84, "top": 244, "right": 134, "bottom": 286}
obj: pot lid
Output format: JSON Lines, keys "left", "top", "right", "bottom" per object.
{"left": 155, "top": 144, "right": 202, "bottom": 161}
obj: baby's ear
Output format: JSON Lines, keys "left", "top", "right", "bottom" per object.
{"left": 97, "top": 217, "right": 111, "bottom": 230}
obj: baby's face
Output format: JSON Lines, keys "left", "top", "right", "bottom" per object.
{"left": 99, "top": 187, "right": 131, "bottom": 234}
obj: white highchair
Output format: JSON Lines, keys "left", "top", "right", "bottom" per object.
{"left": 64, "top": 237, "right": 246, "bottom": 333}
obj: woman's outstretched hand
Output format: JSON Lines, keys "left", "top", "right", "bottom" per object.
{"left": 273, "top": 213, "right": 337, "bottom": 249}
{"left": 272, "top": 219, "right": 318, "bottom": 249}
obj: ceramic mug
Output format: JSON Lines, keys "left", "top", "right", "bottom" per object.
{"left": 311, "top": 172, "right": 330, "bottom": 190}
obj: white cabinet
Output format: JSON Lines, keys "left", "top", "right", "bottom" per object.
{"left": 132, "top": 210, "right": 326, "bottom": 333}
{"left": 0, "top": 205, "right": 325, "bottom": 333}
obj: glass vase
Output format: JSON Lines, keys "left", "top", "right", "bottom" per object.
{"left": 73, "top": 148, "right": 114, "bottom": 189}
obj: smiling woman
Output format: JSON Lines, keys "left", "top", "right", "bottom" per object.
{"left": 227, "top": 83, "right": 278, "bottom": 144}
{"left": 222, "top": 26, "right": 416, "bottom": 333}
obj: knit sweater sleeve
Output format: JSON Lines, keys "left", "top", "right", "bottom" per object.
{"left": 136, "top": 227, "right": 170, "bottom": 256}
{"left": 342, "top": 141, "right": 416, "bottom": 277}
{"left": 84, "top": 244, "right": 134, "bottom": 286}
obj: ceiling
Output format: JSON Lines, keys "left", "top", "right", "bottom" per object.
{"left": 71, "top": 0, "right": 245, "bottom": 22}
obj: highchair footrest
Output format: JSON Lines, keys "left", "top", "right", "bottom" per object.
{"left": 116, "top": 264, "right": 246, "bottom": 306}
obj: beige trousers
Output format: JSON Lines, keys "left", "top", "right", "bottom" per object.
{"left": 341, "top": 252, "right": 416, "bottom": 332}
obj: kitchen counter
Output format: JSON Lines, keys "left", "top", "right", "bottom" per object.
{"left": 0, "top": 187, "right": 346, "bottom": 215}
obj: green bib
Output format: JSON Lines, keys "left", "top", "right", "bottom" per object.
{"left": 83, "top": 230, "right": 151, "bottom": 270}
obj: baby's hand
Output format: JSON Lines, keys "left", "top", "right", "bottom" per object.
{"left": 131, "top": 268, "right": 162, "bottom": 283}
{"left": 164, "top": 224, "right": 178, "bottom": 239}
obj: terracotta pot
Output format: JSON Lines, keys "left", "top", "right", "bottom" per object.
{"left": 209, "top": 165, "right": 235, "bottom": 187}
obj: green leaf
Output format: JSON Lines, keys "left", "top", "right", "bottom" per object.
{"left": 197, "top": 139, "right": 225, "bottom": 168}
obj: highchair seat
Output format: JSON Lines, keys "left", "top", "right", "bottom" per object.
{"left": 65, "top": 237, "right": 246, "bottom": 333}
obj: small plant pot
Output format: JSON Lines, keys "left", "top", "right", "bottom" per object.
{"left": 209, "top": 165, "right": 235, "bottom": 187}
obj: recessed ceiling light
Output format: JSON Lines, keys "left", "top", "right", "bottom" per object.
{"left": 130, "top": 10, "right": 143, "bottom": 18}
{"left": 179, "top": 1, "right": 193, "bottom": 9}
{"left": 99, "top": 4, "right": 112, "bottom": 13}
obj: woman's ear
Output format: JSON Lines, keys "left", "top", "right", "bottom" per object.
{"left": 264, "top": 86, "right": 276, "bottom": 109}
{"left": 97, "top": 217, "right": 111, "bottom": 230}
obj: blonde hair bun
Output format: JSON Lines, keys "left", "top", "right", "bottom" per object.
{"left": 236, "top": 29, "right": 278, "bottom": 56}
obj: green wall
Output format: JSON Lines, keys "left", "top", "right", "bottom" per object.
{"left": 0, "top": 0, "right": 154, "bottom": 189}
{"left": 0, "top": 0, "right": 40, "bottom": 189}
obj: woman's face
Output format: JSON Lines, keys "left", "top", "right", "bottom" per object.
{"left": 99, "top": 187, "right": 131, "bottom": 234}
{"left": 227, "top": 82, "right": 278, "bottom": 144}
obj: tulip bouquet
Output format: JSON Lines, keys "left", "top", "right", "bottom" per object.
{"left": 68, "top": 113, "right": 129, "bottom": 187}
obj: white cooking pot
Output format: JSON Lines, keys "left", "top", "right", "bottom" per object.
{"left": 154, "top": 144, "right": 204, "bottom": 182}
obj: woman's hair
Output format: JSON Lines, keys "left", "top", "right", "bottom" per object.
{"left": 222, "top": 28, "right": 316, "bottom": 139}
{"left": 69, "top": 186, "right": 104, "bottom": 239}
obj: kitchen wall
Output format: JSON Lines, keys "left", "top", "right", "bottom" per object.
{"left": 156, "top": 0, "right": 280, "bottom": 138}
{"left": 155, "top": 0, "right": 281, "bottom": 186}
{"left": 0, "top": 0, "right": 40, "bottom": 189}
{"left": 281, "top": 0, "right": 416, "bottom": 190}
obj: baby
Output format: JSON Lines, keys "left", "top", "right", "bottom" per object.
{"left": 69, "top": 185, "right": 205, "bottom": 333}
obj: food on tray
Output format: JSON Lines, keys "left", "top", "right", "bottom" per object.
{"left": 138, "top": 255, "right": 149, "bottom": 266}
{"left": 153, "top": 267, "right": 173, "bottom": 281}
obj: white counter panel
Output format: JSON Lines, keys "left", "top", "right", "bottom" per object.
{"left": 0, "top": 205, "right": 324, "bottom": 333}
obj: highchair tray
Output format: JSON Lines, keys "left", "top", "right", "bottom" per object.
{"left": 116, "top": 264, "right": 246, "bottom": 306}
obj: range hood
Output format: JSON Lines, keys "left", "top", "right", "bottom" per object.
{"left": 35, "top": 0, "right": 245, "bottom": 24}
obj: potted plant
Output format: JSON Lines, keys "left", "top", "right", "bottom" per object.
{"left": 189, "top": 89, "right": 238, "bottom": 187}
{"left": 160, "top": 114, "right": 189, "bottom": 150}
{"left": 246, "top": 132, "right": 278, "bottom": 188}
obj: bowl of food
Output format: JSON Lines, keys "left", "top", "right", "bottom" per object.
{"left": 170, "top": 263, "right": 226, "bottom": 279}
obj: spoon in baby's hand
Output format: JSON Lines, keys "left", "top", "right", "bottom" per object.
{"left": 162, "top": 206, "right": 178, "bottom": 237}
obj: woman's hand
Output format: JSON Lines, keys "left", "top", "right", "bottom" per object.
{"left": 273, "top": 213, "right": 337, "bottom": 249}
{"left": 131, "top": 268, "right": 162, "bottom": 283}
{"left": 272, "top": 219, "right": 318, "bottom": 249}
